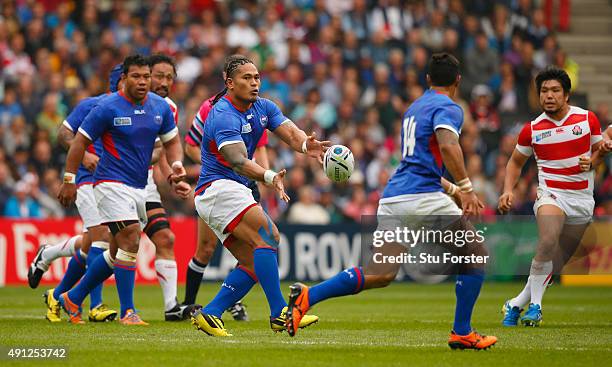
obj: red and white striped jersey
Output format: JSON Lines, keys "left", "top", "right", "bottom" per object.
{"left": 164, "top": 96, "right": 179, "bottom": 125}
{"left": 516, "top": 106, "right": 603, "bottom": 197}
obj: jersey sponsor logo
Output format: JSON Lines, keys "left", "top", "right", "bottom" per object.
{"left": 555, "top": 127, "right": 565, "bottom": 133}
{"left": 113, "top": 117, "right": 132, "bottom": 126}
{"left": 134, "top": 109, "right": 146, "bottom": 115}
{"left": 572, "top": 125, "right": 582, "bottom": 136}
{"left": 535, "top": 130, "right": 552, "bottom": 142}
{"left": 154, "top": 115, "right": 162, "bottom": 125}
{"left": 246, "top": 114, "right": 254, "bottom": 120}
{"left": 241, "top": 124, "right": 252, "bottom": 134}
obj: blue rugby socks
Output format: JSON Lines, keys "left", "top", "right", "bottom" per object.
{"left": 203, "top": 265, "right": 257, "bottom": 318}
{"left": 308, "top": 267, "right": 365, "bottom": 307}
{"left": 453, "top": 269, "right": 485, "bottom": 336}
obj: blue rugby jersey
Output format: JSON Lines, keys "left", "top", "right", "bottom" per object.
{"left": 78, "top": 91, "right": 177, "bottom": 189}
{"left": 63, "top": 94, "right": 106, "bottom": 186}
{"left": 195, "top": 96, "right": 288, "bottom": 194}
{"left": 381, "top": 89, "right": 464, "bottom": 202}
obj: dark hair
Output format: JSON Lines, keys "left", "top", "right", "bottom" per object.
{"left": 122, "top": 54, "right": 150, "bottom": 75}
{"left": 535, "top": 66, "right": 571, "bottom": 94}
{"left": 223, "top": 54, "right": 254, "bottom": 80}
{"left": 210, "top": 55, "right": 255, "bottom": 105}
{"left": 427, "top": 53, "right": 460, "bottom": 87}
{"left": 148, "top": 53, "right": 177, "bottom": 75}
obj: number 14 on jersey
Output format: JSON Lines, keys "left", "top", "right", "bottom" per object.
{"left": 402, "top": 116, "right": 417, "bottom": 157}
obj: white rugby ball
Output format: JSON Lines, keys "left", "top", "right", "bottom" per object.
{"left": 323, "top": 145, "right": 354, "bottom": 183}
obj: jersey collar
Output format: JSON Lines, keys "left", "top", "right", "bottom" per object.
{"left": 224, "top": 95, "right": 251, "bottom": 113}
{"left": 119, "top": 90, "right": 148, "bottom": 106}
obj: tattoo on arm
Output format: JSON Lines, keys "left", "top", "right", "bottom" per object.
{"left": 220, "top": 142, "right": 249, "bottom": 174}
{"left": 58, "top": 126, "right": 76, "bottom": 151}
{"left": 435, "top": 129, "right": 459, "bottom": 146}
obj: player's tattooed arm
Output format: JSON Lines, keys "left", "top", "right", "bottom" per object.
{"left": 58, "top": 132, "right": 92, "bottom": 207}
{"left": 57, "top": 125, "right": 75, "bottom": 150}
{"left": 150, "top": 139, "right": 163, "bottom": 165}
{"left": 221, "top": 142, "right": 266, "bottom": 181}
{"left": 58, "top": 125, "right": 99, "bottom": 172}
{"left": 221, "top": 142, "right": 290, "bottom": 202}
{"left": 435, "top": 129, "right": 468, "bottom": 181}
{"left": 273, "top": 121, "right": 331, "bottom": 162}
{"left": 435, "top": 128, "right": 484, "bottom": 215}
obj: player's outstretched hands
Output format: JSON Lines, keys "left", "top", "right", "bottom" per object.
{"left": 498, "top": 192, "right": 514, "bottom": 213}
{"left": 304, "top": 132, "right": 331, "bottom": 164}
{"left": 602, "top": 139, "right": 612, "bottom": 152}
{"left": 578, "top": 155, "right": 592, "bottom": 172}
{"left": 82, "top": 152, "right": 99, "bottom": 172}
{"left": 460, "top": 191, "right": 484, "bottom": 216}
{"left": 172, "top": 181, "right": 192, "bottom": 199}
{"left": 58, "top": 183, "right": 77, "bottom": 208}
{"left": 273, "top": 169, "right": 290, "bottom": 203}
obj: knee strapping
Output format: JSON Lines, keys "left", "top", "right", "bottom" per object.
{"left": 116, "top": 248, "right": 138, "bottom": 266}
{"left": 103, "top": 250, "right": 115, "bottom": 269}
{"left": 144, "top": 213, "right": 170, "bottom": 238}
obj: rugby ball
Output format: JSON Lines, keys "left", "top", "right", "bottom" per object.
{"left": 323, "top": 145, "right": 354, "bottom": 183}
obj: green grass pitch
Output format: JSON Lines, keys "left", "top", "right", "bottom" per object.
{"left": 0, "top": 282, "right": 610, "bottom": 366}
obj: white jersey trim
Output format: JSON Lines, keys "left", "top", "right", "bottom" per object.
{"left": 516, "top": 145, "right": 533, "bottom": 156}
{"left": 159, "top": 127, "right": 178, "bottom": 143}
{"left": 218, "top": 140, "right": 243, "bottom": 149}
{"left": 434, "top": 124, "right": 459, "bottom": 137}
{"left": 78, "top": 127, "right": 93, "bottom": 141}
{"left": 62, "top": 120, "right": 74, "bottom": 132}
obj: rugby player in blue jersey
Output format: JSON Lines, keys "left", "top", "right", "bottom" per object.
{"left": 57, "top": 54, "right": 190, "bottom": 325}
{"left": 29, "top": 64, "right": 123, "bottom": 323}
{"left": 190, "top": 55, "right": 326, "bottom": 336}
{"left": 284, "top": 54, "right": 498, "bottom": 350}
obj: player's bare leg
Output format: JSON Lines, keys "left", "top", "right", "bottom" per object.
{"left": 514, "top": 204, "right": 565, "bottom": 327}
{"left": 29, "top": 234, "right": 82, "bottom": 289}
{"left": 145, "top": 204, "right": 190, "bottom": 321}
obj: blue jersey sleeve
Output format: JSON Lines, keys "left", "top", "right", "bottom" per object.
{"left": 264, "top": 99, "right": 289, "bottom": 131}
{"left": 432, "top": 104, "right": 463, "bottom": 136}
{"left": 213, "top": 112, "right": 243, "bottom": 149}
{"left": 79, "top": 104, "right": 112, "bottom": 142}
{"left": 64, "top": 100, "right": 92, "bottom": 132}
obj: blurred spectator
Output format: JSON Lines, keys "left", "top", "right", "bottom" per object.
{"left": 595, "top": 102, "right": 611, "bottom": 127}
{"left": 463, "top": 31, "right": 499, "bottom": 96}
{"left": 4, "top": 180, "right": 40, "bottom": 219}
{"left": 3, "top": 115, "right": 30, "bottom": 155}
{"left": 0, "top": 85, "right": 23, "bottom": 128}
{"left": 553, "top": 49, "right": 579, "bottom": 90}
{"left": 227, "top": 9, "right": 259, "bottom": 49}
{"left": 287, "top": 185, "right": 330, "bottom": 224}
{"left": 471, "top": 85, "right": 501, "bottom": 159}
{"left": 0, "top": 161, "right": 14, "bottom": 213}
{"left": 36, "top": 93, "right": 65, "bottom": 144}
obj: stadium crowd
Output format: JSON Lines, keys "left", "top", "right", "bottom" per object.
{"left": 0, "top": 0, "right": 610, "bottom": 223}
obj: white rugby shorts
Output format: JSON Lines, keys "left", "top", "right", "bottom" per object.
{"left": 145, "top": 168, "right": 162, "bottom": 204}
{"left": 93, "top": 182, "right": 148, "bottom": 230}
{"left": 533, "top": 187, "right": 593, "bottom": 225}
{"left": 194, "top": 179, "right": 257, "bottom": 244}
{"left": 76, "top": 184, "right": 102, "bottom": 229}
